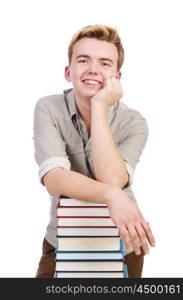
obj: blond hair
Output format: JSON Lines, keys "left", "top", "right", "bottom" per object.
{"left": 68, "top": 25, "right": 124, "bottom": 71}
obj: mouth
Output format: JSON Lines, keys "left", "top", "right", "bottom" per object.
{"left": 82, "top": 79, "right": 102, "bottom": 86}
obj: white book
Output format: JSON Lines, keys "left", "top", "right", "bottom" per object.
{"left": 57, "top": 237, "right": 122, "bottom": 251}
{"left": 56, "top": 252, "right": 123, "bottom": 260}
{"left": 57, "top": 227, "right": 119, "bottom": 236}
{"left": 57, "top": 207, "right": 110, "bottom": 217}
{"left": 56, "top": 260, "right": 124, "bottom": 271}
{"left": 59, "top": 198, "right": 106, "bottom": 207}
{"left": 55, "top": 272, "right": 126, "bottom": 278}
{"left": 57, "top": 217, "right": 115, "bottom": 227}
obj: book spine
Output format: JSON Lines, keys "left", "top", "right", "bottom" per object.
{"left": 57, "top": 226, "right": 117, "bottom": 228}
{"left": 57, "top": 235, "right": 120, "bottom": 238}
{"left": 57, "top": 216, "right": 110, "bottom": 218}
{"left": 55, "top": 271, "right": 124, "bottom": 273}
{"left": 56, "top": 259, "right": 125, "bottom": 262}
{"left": 57, "top": 206, "right": 107, "bottom": 208}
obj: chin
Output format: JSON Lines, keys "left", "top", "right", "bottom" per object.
{"left": 85, "top": 91, "right": 97, "bottom": 99}
{"left": 74, "top": 84, "right": 101, "bottom": 100}
{"left": 80, "top": 89, "right": 99, "bottom": 99}
{"left": 82, "top": 88, "right": 100, "bottom": 98}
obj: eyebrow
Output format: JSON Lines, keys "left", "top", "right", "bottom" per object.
{"left": 75, "top": 54, "right": 114, "bottom": 64}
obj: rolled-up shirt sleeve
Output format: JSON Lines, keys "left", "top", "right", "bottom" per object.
{"left": 117, "top": 112, "right": 149, "bottom": 187}
{"left": 33, "top": 98, "right": 71, "bottom": 185}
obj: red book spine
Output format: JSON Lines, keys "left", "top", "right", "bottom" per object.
{"left": 57, "top": 216, "right": 110, "bottom": 218}
{"left": 57, "top": 226, "right": 117, "bottom": 228}
{"left": 56, "top": 206, "right": 107, "bottom": 208}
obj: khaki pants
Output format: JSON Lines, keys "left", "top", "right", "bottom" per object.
{"left": 36, "top": 238, "right": 144, "bottom": 278}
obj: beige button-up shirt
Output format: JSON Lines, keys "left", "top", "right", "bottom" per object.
{"left": 33, "top": 88, "right": 148, "bottom": 254}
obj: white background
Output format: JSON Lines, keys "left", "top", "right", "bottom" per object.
{"left": 0, "top": 0, "right": 182, "bottom": 277}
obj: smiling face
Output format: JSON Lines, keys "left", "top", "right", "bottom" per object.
{"left": 65, "top": 38, "right": 121, "bottom": 102}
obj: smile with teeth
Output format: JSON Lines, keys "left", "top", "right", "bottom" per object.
{"left": 82, "top": 79, "right": 101, "bottom": 85}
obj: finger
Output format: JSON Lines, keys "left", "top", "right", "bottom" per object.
{"left": 141, "top": 219, "right": 155, "bottom": 247}
{"left": 111, "top": 77, "right": 119, "bottom": 87}
{"left": 105, "top": 76, "right": 112, "bottom": 84}
{"left": 126, "top": 223, "right": 141, "bottom": 255}
{"left": 135, "top": 222, "right": 149, "bottom": 254}
{"left": 110, "top": 77, "right": 117, "bottom": 89}
{"left": 102, "top": 77, "right": 110, "bottom": 88}
{"left": 102, "top": 78, "right": 111, "bottom": 91}
{"left": 112, "top": 77, "right": 123, "bottom": 95}
{"left": 119, "top": 225, "right": 131, "bottom": 250}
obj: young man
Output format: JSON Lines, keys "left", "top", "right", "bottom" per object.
{"left": 33, "top": 25, "right": 155, "bottom": 278}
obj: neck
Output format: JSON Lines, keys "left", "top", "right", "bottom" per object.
{"left": 75, "top": 94, "right": 92, "bottom": 128}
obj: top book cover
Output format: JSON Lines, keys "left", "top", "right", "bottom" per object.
{"left": 59, "top": 197, "right": 107, "bottom": 207}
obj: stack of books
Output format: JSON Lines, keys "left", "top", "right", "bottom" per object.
{"left": 55, "top": 197, "right": 128, "bottom": 278}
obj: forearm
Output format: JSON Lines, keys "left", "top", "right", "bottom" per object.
{"left": 91, "top": 101, "right": 128, "bottom": 188}
{"left": 43, "top": 167, "right": 112, "bottom": 204}
{"left": 43, "top": 165, "right": 155, "bottom": 256}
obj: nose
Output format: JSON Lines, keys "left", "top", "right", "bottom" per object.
{"left": 87, "top": 60, "right": 99, "bottom": 75}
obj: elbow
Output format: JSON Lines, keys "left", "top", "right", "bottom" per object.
{"left": 45, "top": 183, "right": 60, "bottom": 196}
{"left": 111, "top": 172, "right": 129, "bottom": 189}
{"left": 42, "top": 168, "right": 63, "bottom": 196}
{"left": 98, "top": 173, "right": 129, "bottom": 189}
{"left": 43, "top": 178, "right": 59, "bottom": 196}
{"left": 110, "top": 176, "right": 128, "bottom": 189}
{"left": 121, "top": 173, "right": 129, "bottom": 189}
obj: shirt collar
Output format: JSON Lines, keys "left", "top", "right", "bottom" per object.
{"left": 64, "top": 88, "right": 117, "bottom": 125}
{"left": 64, "top": 88, "right": 77, "bottom": 119}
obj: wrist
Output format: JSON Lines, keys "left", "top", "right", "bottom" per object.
{"left": 91, "top": 98, "right": 107, "bottom": 111}
{"left": 103, "top": 184, "right": 121, "bottom": 205}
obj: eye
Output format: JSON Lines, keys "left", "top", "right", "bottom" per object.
{"left": 78, "top": 59, "right": 88, "bottom": 63}
{"left": 101, "top": 62, "right": 111, "bottom": 66}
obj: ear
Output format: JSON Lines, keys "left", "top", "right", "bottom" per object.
{"left": 64, "top": 66, "right": 72, "bottom": 82}
{"left": 115, "top": 71, "right": 121, "bottom": 80}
